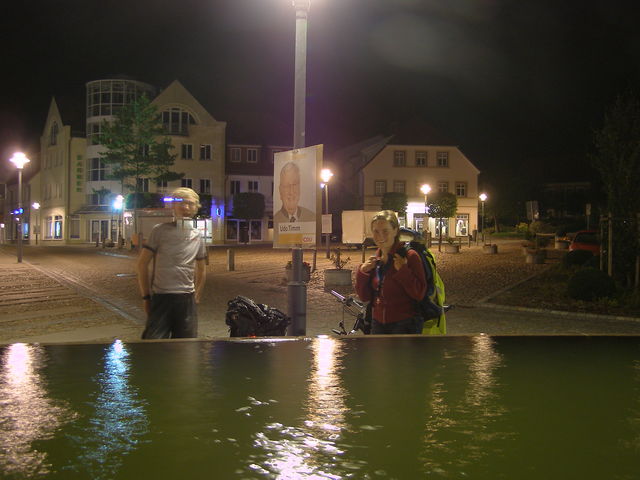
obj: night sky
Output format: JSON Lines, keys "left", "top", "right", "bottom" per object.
{"left": 1, "top": 0, "right": 638, "bottom": 184}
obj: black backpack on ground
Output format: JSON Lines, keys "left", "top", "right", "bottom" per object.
{"left": 225, "top": 296, "right": 291, "bottom": 337}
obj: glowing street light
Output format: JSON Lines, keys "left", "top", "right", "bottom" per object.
{"left": 420, "top": 183, "right": 431, "bottom": 238}
{"left": 479, "top": 193, "right": 488, "bottom": 240}
{"left": 9, "top": 152, "right": 30, "bottom": 263}
{"left": 113, "top": 195, "right": 124, "bottom": 247}
{"left": 32, "top": 202, "right": 40, "bottom": 245}
{"left": 320, "top": 168, "right": 333, "bottom": 258}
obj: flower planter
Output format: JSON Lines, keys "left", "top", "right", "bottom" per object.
{"left": 324, "top": 268, "right": 352, "bottom": 287}
{"left": 444, "top": 244, "right": 460, "bottom": 254}
{"left": 525, "top": 250, "right": 546, "bottom": 264}
{"left": 483, "top": 244, "right": 498, "bottom": 254}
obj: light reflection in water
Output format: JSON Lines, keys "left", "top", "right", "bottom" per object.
{"left": 66, "top": 339, "right": 148, "bottom": 479}
{"left": 0, "top": 343, "right": 76, "bottom": 478}
{"left": 251, "top": 337, "right": 348, "bottom": 479}
{"left": 421, "top": 336, "right": 510, "bottom": 474}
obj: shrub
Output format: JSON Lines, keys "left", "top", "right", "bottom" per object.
{"left": 562, "top": 249, "right": 594, "bottom": 268}
{"left": 530, "top": 221, "right": 555, "bottom": 234}
{"left": 567, "top": 268, "right": 615, "bottom": 301}
{"left": 515, "top": 222, "right": 529, "bottom": 235}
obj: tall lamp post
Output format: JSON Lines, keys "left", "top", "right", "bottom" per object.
{"left": 32, "top": 202, "right": 40, "bottom": 245}
{"left": 289, "top": 0, "right": 312, "bottom": 336}
{"left": 479, "top": 193, "right": 487, "bottom": 242}
{"left": 320, "top": 168, "right": 333, "bottom": 258}
{"left": 9, "top": 152, "right": 30, "bottom": 263}
{"left": 420, "top": 183, "right": 431, "bottom": 240}
{"left": 113, "top": 195, "right": 124, "bottom": 247}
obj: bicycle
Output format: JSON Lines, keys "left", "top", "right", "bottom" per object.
{"left": 329, "top": 290, "right": 453, "bottom": 335}
{"left": 329, "top": 290, "right": 370, "bottom": 335}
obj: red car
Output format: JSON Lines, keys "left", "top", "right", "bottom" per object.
{"left": 569, "top": 230, "right": 600, "bottom": 255}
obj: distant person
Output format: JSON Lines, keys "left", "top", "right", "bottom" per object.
{"left": 273, "top": 162, "right": 315, "bottom": 223}
{"left": 355, "top": 210, "right": 427, "bottom": 334}
{"left": 137, "top": 187, "right": 206, "bottom": 339}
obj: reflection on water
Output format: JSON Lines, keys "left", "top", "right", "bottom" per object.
{"left": 0, "top": 343, "right": 76, "bottom": 478}
{"left": 249, "top": 337, "right": 349, "bottom": 479}
{"left": 65, "top": 340, "right": 148, "bottom": 479}
{"left": 421, "top": 335, "right": 510, "bottom": 476}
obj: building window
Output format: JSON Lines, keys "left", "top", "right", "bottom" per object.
{"left": 200, "top": 179, "right": 211, "bottom": 194}
{"left": 436, "top": 151, "right": 449, "bottom": 167}
{"left": 181, "top": 178, "right": 193, "bottom": 189}
{"left": 374, "top": 180, "right": 387, "bottom": 196}
{"left": 247, "top": 148, "right": 258, "bottom": 163}
{"left": 248, "top": 180, "right": 259, "bottom": 192}
{"left": 88, "top": 190, "right": 110, "bottom": 206}
{"left": 438, "top": 181, "right": 449, "bottom": 193}
{"left": 393, "top": 151, "right": 406, "bottom": 167}
{"left": 88, "top": 158, "right": 107, "bottom": 181}
{"left": 455, "top": 182, "right": 467, "bottom": 197}
{"left": 157, "top": 179, "right": 168, "bottom": 190}
{"left": 230, "top": 148, "right": 241, "bottom": 163}
{"left": 393, "top": 180, "right": 406, "bottom": 193}
{"left": 415, "top": 151, "right": 427, "bottom": 167}
{"left": 161, "top": 107, "right": 195, "bottom": 135}
{"left": 137, "top": 178, "right": 150, "bottom": 192}
{"left": 54, "top": 215, "right": 63, "bottom": 239}
{"left": 200, "top": 144, "right": 212, "bottom": 161}
{"left": 87, "top": 122, "right": 102, "bottom": 145}
{"left": 455, "top": 214, "right": 469, "bottom": 237}
{"left": 182, "top": 144, "right": 193, "bottom": 160}
{"left": 50, "top": 122, "right": 59, "bottom": 146}
{"left": 230, "top": 180, "right": 241, "bottom": 195}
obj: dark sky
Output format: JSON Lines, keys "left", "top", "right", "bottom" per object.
{"left": 1, "top": 0, "right": 638, "bottom": 183}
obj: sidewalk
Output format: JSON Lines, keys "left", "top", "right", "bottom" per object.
{"left": 1, "top": 241, "right": 639, "bottom": 344}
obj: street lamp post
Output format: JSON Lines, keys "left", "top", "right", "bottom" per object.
{"left": 32, "top": 202, "right": 40, "bottom": 245}
{"left": 288, "top": 0, "right": 312, "bottom": 336}
{"left": 420, "top": 184, "right": 431, "bottom": 243}
{"left": 113, "top": 195, "right": 124, "bottom": 247}
{"left": 9, "top": 152, "right": 30, "bottom": 263}
{"left": 320, "top": 168, "right": 333, "bottom": 258}
{"left": 479, "top": 193, "right": 487, "bottom": 243}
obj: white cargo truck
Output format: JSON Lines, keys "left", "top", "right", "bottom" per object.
{"left": 341, "top": 210, "right": 379, "bottom": 248}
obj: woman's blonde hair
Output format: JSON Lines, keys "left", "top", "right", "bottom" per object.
{"left": 370, "top": 210, "right": 400, "bottom": 241}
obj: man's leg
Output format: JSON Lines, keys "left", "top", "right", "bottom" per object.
{"left": 142, "top": 294, "right": 173, "bottom": 339}
{"left": 171, "top": 293, "right": 198, "bottom": 338}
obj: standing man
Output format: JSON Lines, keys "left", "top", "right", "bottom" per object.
{"left": 137, "top": 187, "right": 206, "bottom": 339}
{"left": 273, "top": 162, "right": 315, "bottom": 223}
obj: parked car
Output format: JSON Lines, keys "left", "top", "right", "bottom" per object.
{"left": 569, "top": 230, "right": 600, "bottom": 255}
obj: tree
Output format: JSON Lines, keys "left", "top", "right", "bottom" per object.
{"left": 99, "top": 95, "right": 182, "bottom": 199}
{"left": 381, "top": 192, "right": 408, "bottom": 217}
{"left": 429, "top": 191, "right": 458, "bottom": 250}
{"left": 590, "top": 90, "right": 640, "bottom": 285}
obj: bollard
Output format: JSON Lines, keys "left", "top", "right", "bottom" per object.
{"left": 361, "top": 244, "right": 366, "bottom": 263}
{"left": 312, "top": 249, "right": 317, "bottom": 272}
{"left": 227, "top": 249, "right": 235, "bottom": 271}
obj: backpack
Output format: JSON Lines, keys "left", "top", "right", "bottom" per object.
{"left": 225, "top": 296, "right": 291, "bottom": 337}
{"left": 398, "top": 227, "right": 447, "bottom": 335}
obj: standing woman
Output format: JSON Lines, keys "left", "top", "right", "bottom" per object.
{"left": 355, "top": 210, "right": 427, "bottom": 334}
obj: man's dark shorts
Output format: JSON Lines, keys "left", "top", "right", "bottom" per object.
{"left": 142, "top": 293, "right": 197, "bottom": 339}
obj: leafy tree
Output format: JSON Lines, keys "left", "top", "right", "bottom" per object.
{"left": 429, "top": 191, "right": 458, "bottom": 249}
{"left": 99, "top": 95, "right": 183, "bottom": 201}
{"left": 590, "top": 90, "right": 640, "bottom": 285}
{"left": 232, "top": 192, "right": 265, "bottom": 220}
{"left": 381, "top": 192, "right": 408, "bottom": 216}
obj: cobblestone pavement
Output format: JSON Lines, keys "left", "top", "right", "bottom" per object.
{"left": 1, "top": 239, "right": 639, "bottom": 344}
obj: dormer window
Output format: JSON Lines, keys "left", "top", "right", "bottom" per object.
{"left": 50, "top": 122, "right": 59, "bottom": 145}
{"left": 161, "top": 107, "right": 196, "bottom": 135}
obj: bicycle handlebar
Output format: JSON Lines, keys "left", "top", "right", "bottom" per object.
{"left": 330, "top": 290, "right": 365, "bottom": 310}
